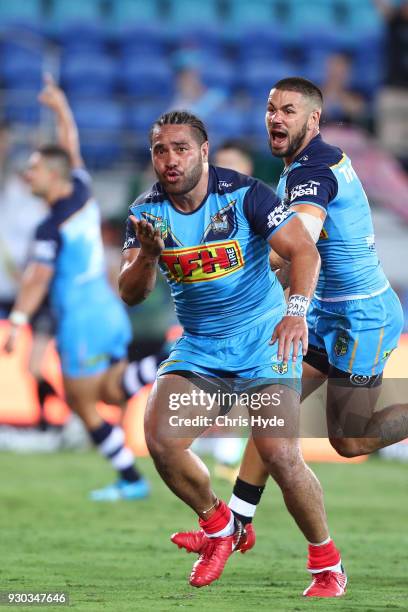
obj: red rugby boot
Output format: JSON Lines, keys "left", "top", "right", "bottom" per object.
{"left": 189, "top": 521, "right": 244, "bottom": 588}
{"left": 171, "top": 522, "right": 256, "bottom": 554}
{"left": 303, "top": 569, "right": 347, "bottom": 597}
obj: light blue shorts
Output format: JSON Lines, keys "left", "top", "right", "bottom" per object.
{"left": 307, "top": 287, "right": 404, "bottom": 376}
{"left": 158, "top": 315, "right": 302, "bottom": 394}
{"left": 56, "top": 297, "right": 132, "bottom": 378}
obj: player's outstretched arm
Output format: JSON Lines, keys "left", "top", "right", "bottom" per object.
{"left": 3, "top": 262, "right": 53, "bottom": 353}
{"left": 268, "top": 215, "right": 321, "bottom": 363}
{"left": 38, "top": 73, "right": 83, "bottom": 169}
{"left": 119, "top": 217, "right": 164, "bottom": 306}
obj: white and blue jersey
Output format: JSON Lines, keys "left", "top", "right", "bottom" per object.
{"left": 31, "top": 168, "right": 131, "bottom": 377}
{"left": 124, "top": 165, "right": 302, "bottom": 387}
{"left": 278, "top": 135, "right": 403, "bottom": 375}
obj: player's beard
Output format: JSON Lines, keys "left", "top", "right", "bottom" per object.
{"left": 158, "top": 158, "right": 204, "bottom": 196}
{"left": 268, "top": 121, "right": 308, "bottom": 159}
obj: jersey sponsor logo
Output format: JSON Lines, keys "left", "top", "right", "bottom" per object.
{"left": 272, "top": 363, "right": 288, "bottom": 374}
{"left": 267, "top": 201, "right": 291, "bottom": 229}
{"left": 290, "top": 180, "right": 320, "bottom": 202}
{"left": 334, "top": 331, "right": 349, "bottom": 356}
{"left": 32, "top": 239, "right": 58, "bottom": 261}
{"left": 161, "top": 240, "right": 244, "bottom": 283}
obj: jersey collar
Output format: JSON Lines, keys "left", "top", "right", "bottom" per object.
{"left": 282, "top": 134, "right": 322, "bottom": 177}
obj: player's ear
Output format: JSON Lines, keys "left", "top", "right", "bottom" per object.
{"left": 308, "top": 108, "right": 321, "bottom": 132}
{"left": 201, "top": 141, "right": 209, "bottom": 162}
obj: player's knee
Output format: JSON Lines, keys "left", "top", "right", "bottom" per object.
{"left": 329, "top": 437, "right": 364, "bottom": 458}
{"left": 257, "top": 444, "right": 302, "bottom": 483}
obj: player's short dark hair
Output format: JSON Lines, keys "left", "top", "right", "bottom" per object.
{"left": 149, "top": 110, "right": 208, "bottom": 145}
{"left": 273, "top": 77, "right": 323, "bottom": 108}
{"left": 37, "top": 144, "right": 72, "bottom": 181}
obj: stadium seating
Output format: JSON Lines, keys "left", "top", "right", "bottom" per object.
{"left": 70, "top": 98, "right": 125, "bottom": 167}
{"left": 119, "top": 60, "right": 174, "bottom": 99}
{"left": 0, "top": 0, "right": 388, "bottom": 166}
{"left": 109, "top": 0, "right": 161, "bottom": 27}
{"left": 227, "top": 0, "right": 280, "bottom": 25}
{"left": 166, "top": 0, "right": 220, "bottom": 24}
{"left": 61, "top": 52, "right": 118, "bottom": 96}
{"left": 48, "top": 0, "right": 103, "bottom": 26}
{"left": 0, "top": 0, "right": 42, "bottom": 24}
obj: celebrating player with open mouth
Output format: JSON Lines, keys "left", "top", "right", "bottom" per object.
{"left": 119, "top": 110, "right": 346, "bottom": 596}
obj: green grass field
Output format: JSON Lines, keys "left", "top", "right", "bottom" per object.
{"left": 1, "top": 452, "right": 407, "bottom": 611}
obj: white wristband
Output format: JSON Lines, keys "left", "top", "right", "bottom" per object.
{"left": 286, "top": 295, "right": 310, "bottom": 317}
{"left": 9, "top": 310, "right": 29, "bottom": 326}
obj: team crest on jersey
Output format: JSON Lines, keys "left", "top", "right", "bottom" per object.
{"left": 161, "top": 240, "right": 244, "bottom": 283}
{"left": 334, "top": 331, "right": 349, "bottom": 356}
{"left": 272, "top": 363, "right": 288, "bottom": 374}
{"left": 202, "top": 200, "right": 237, "bottom": 240}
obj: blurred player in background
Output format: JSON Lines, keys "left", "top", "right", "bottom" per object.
{"left": 3, "top": 76, "right": 149, "bottom": 502}
{"left": 0, "top": 121, "right": 59, "bottom": 430}
{"left": 119, "top": 110, "right": 346, "bottom": 596}
{"left": 175, "top": 77, "right": 406, "bottom": 595}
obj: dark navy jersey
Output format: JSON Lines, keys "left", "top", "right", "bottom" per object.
{"left": 277, "top": 135, "right": 388, "bottom": 300}
{"left": 31, "top": 169, "right": 114, "bottom": 316}
{"left": 123, "top": 165, "right": 295, "bottom": 337}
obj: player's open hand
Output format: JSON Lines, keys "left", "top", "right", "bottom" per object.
{"left": 38, "top": 73, "right": 67, "bottom": 111}
{"left": 130, "top": 216, "right": 164, "bottom": 258}
{"left": 270, "top": 316, "right": 308, "bottom": 364}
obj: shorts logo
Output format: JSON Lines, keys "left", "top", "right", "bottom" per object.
{"left": 290, "top": 180, "right": 320, "bottom": 202}
{"left": 161, "top": 240, "right": 244, "bottom": 283}
{"left": 334, "top": 331, "right": 349, "bottom": 357}
{"left": 350, "top": 374, "right": 370, "bottom": 386}
{"left": 272, "top": 363, "right": 288, "bottom": 374}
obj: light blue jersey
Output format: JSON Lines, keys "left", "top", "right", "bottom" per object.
{"left": 124, "top": 165, "right": 295, "bottom": 338}
{"left": 277, "top": 135, "right": 403, "bottom": 376}
{"left": 123, "top": 165, "right": 302, "bottom": 389}
{"left": 31, "top": 169, "right": 131, "bottom": 377}
{"left": 277, "top": 134, "right": 389, "bottom": 301}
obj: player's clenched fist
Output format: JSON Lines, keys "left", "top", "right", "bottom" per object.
{"left": 130, "top": 216, "right": 164, "bottom": 258}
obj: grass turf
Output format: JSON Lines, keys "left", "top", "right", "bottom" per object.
{"left": 1, "top": 452, "right": 407, "bottom": 611}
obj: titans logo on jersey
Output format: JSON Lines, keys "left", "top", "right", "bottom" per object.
{"left": 123, "top": 165, "right": 295, "bottom": 337}
{"left": 276, "top": 134, "right": 389, "bottom": 301}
